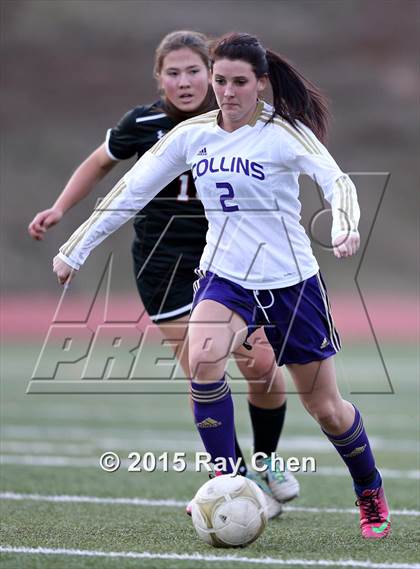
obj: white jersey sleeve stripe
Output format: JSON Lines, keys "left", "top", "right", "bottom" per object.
{"left": 60, "top": 218, "right": 92, "bottom": 259}
{"left": 345, "top": 175, "right": 360, "bottom": 230}
{"left": 104, "top": 129, "right": 120, "bottom": 161}
{"left": 260, "top": 113, "right": 322, "bottom": 156}
{"left": 337, "top": 177, "right": 348, "bottom": 232}
{"left": 261, "top": 115, "right": 320, "bottom": 156}
{"left": 331, "top": 175, "right": 360, "bottom": 240}
{"left": 341, "top": 175, "right": 359, "bottom": 231}
{"left": 60, "top": 179, "right": 125, "bottom": 256}
{"left": 296, "top": 123, "right": 326, "bottom": 155}
{"left": 62, "top": 179, "right": 126, "bottom": 254}
{"left": 261, "top": 111, "right": 325, "bottom": 156}
{"left": 345, "top": 179, "right": 352, "bottom": 229}
{"left": 135, "top": 113, "right": 166, "bottom": 123}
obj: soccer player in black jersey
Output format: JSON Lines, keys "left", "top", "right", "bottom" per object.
{"left": 29, "top": 31, "right": 299, "bottom": 515}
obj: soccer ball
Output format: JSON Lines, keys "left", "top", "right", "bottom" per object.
{"left": 190, "top": 474, "right": 268, "bottom": 548}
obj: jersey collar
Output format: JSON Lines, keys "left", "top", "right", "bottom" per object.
{"left": 248, "top": 100, "right": 265, "bottom": 126}
{"left": 214, "top": 99, "right": 266, "bottom": 131}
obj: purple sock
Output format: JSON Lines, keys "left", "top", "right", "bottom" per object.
{"left": 191, "top": 377, "right": 236, "bottom": 474}
{"left": 323, "top": 406, "right": 378, "bottom": 489}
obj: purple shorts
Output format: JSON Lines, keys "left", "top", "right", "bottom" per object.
{"left": 191, "top": 270, "right": 340, "bottom": 366}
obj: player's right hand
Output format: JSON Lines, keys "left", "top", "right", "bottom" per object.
{"left": 28, "top": 207, "right": 63, "bottom": 240}
{"left": 332, "top": 230, "right": 360, "bottom": 259}
{"left": 53, "top": 255, "right": 76, "bottom": 285}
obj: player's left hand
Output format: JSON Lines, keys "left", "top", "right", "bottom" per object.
{"left": 332, "top": 231, "right": 360, "bottom": 258}
{"left": 53, "top": 255, "right": 77, "bottom": 285}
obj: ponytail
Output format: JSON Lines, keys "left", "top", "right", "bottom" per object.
{"left": 266, "top": 49, "right": 329, "bottom": 142}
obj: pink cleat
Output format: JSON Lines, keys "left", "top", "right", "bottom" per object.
{"left": 186, "top": 498, "right": 194, "bottom": 516}
{"left": 356, "top": 486, "right": 391, "bottom": 539}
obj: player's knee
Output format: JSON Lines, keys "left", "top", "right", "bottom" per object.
{"left": 236, "top": 340, "right": 279, "bottom": 381}
{"left": 238, "top": 356, "right": 275, "bottom": 382}
{"left": 189, "top": 342, "right": 229, "bottom": 381}
{"left": 303, "top": 399, "right": 342, "bottom": 431}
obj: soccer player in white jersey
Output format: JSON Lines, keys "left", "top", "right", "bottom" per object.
{"left": 53, "top": 33, "right": 391, "bottom": 539}
{"left": 30, "top": 31, "right": 298, "bottom": 518}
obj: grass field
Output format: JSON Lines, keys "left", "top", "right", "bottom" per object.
{"left": 1, "top": 342, "right": 419, "bottom": 568}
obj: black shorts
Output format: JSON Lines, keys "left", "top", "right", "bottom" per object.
{"left": 131, "top": 238, "right": 199, "bottom": 323}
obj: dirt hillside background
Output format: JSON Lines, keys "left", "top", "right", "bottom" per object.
{"left": 1, "top": 0, "right": 418, "bottom": 297}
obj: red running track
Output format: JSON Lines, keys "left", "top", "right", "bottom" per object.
{"left": 1, "top": 294, "right": 418, "bottom": 343}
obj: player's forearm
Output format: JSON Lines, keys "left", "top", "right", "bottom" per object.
{"left": 330, "top": 174, "right": 360, "bottom": 241}
{"left": 293, "top": 153, "right": 360, "bottom": 241}
{"left": 53, "top": 148, "right": 116, "bottom": 214}
{"left": 285, "top": 129, "right": 361, "bottom": 242}
{"left": 58, "top": 176, "right": 137, "bottom": 269}
{"left": 57, "top": 152, "right": 183, "bottom": 269}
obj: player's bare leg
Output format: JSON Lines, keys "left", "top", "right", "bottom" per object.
{"left": 287, "top": 357, "right": 353, "bottom": 434}
{"left": 189, "top": 300, "right": 247, "bottom": 382}
{"left": 234, "top": 327, "right": 285, "bottom": 408}
{"left": 288, "top": 356, "right": 391, "bottom": 538}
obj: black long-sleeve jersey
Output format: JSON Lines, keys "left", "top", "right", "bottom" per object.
{"left": 106, "top": 101, "right": 207, "bottom": 268}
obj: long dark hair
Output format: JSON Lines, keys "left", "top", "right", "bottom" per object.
{"left": 210, "top": 33, "right": 329, "bottom": 142}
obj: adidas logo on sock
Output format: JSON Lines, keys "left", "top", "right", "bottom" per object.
{"left": 197, "top": 147, "right": 207, "bottom": 156}
{"left": 343, "top": 444, "right": 367, "bottom": 458}
{"left": 196, "top": 417, "right": 221, "bottom": 428}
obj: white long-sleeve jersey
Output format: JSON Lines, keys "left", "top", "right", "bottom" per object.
{"left": 59, "top": 101, "right": 359, "bottom": 290}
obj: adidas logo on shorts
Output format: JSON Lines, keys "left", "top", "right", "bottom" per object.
{"left": 197, "top": 147, "right": 207, "bottom": 156}
{"left": 320, "top": 337, "right": 329, "bottom": 349}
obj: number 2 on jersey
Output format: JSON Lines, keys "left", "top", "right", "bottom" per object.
{"left": 217, "top": 182, "right": 239, "bottom": 212}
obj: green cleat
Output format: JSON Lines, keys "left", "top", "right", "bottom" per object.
{"left": 255, "top": 456, "right": 300, "bottom": 503}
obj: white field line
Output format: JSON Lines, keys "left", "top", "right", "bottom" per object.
{"left": 1, "top": 454, "right": 419, "bottom": 480}
{"left": 0, "top": 546, "right": 419, "bottom": 569}
{"left": 0, "top": 492, "right": 185, "bottom": 508}
{"left": 1, "top": 492, "right": 419, "bottom": 518}
{"left": 3, "top": 425, "right": 418, "bottom": 453}
{"left": 2, "top": 431, "right": 418, "bottom": 455}
{"left": 4, "top": 409, "right": 416, "bottom": 428}
{"left": 1, "top": 441, "right": 96, "bottom": 455}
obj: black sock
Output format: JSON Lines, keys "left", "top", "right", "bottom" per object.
{"left": 248, "top": 400, "right": 287, "bottom": 456}
{"left": 354, "top": 468, "right": 380, "bottom": 488}
{"left": 234, "top": 430, "right": 248, "bottom": 476}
